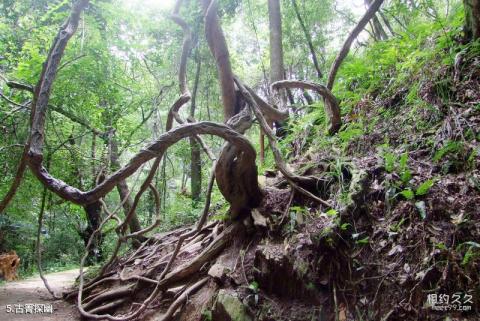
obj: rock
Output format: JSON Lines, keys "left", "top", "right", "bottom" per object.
{"left": 258, "top": 175, "right": 266, "bottom": 188}
{"left": 212, "top": 289, "right": 252, "bottom": 321}
{"left": 179, "top": 282, "right": 218, "bottom": 321}
{"left": 208, "top": 263, "right": 230, "bottom": 282}
{"left": 251, "top": 209, "right": 268, "bottom": 227}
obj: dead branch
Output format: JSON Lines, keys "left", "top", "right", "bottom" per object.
{"left": 6, "top": 80, "right": 34, "bottom": 92}
{"left": 0, "top": 91, "right": 29, "bottom": 108}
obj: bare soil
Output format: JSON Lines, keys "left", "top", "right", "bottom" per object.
{"left": 0, "top": 269, "right": 80, "bottom": 321}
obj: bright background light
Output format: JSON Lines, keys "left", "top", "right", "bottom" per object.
{"left": 120, "top": 0, "right": 176, "bottom": 13}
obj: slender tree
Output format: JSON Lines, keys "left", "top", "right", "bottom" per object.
{"left": 200, "top": 0, "right": 237, "bottom": 121}
{"left": 109, "top": 134, "right": 142, "bottom": 235}
{"left": 268, "top": 0, "right": 285, "bottom": 86}
{"left": 327, "top": 0, "right": 385, "bottom": 90}
{"left": 291, "top": 0, "right": 323, "bottom": 78}
{"left": 190, "top": 58, "right": 202, "bottom": 203}
{"left": 464, "top": 0, "right": 480, "bottom": 40}
{"left": 261, "top": 0, "right": 286, "bottom": 163}
{"left": 365, "top": 0, "right": 388, "bottom": 40}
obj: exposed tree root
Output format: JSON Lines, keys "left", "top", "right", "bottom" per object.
{"left": 75, "top": 220, "right": 242, "bottom": 320}
{"left": 158, "top": 277, "right": 208, "bottom": 321}
{"left": 88, "top": 298, "right": 129, "bottom": 315}
{"left": 83, "top": 285, "right": 134, "bottom": 312}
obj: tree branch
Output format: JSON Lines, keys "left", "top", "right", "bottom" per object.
{"left": 28, "top": 121, "right": 256, "bottom": 205}
{"left": 272, "top": 79, "right": 341, "bottom": 134}
{"left": 327, "top": 0, "right": 385, "bottom": 90}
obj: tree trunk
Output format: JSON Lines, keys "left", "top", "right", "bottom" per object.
{"left": 464, "top": 0, "right": 480, "bottom": 41}
{"left": 262, "top": 0, "right": 286, "bottom": 163}
{"left": 268, "top": 0, "right": 285, "bottom": 85}
{"left": 82, "top": 201, "right": 103, "bottom": 264}
{"left": 110, "top": 136, "right": 142, "bottom": 234}
{"left": 365, "top": 0, "right": 388, "bottom": 40}
{"left": 327, "top": 0, "right": 385, "bottom": 90}
{"left": 291, "top": 0, "right": 323, "bottom": 78}
{"left": 200, "top": 0, "right": 264, "bottom": 218}
{"left": 200, "top": 0, "right": 237, "bottom": 122}
{"left": 190, "top": 58, "right": 202, "bottom": 203}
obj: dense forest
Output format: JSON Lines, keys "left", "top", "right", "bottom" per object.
{"left": 0, "top": 0, "right": 479, "bottom": 320}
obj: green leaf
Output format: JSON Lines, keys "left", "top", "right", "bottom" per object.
{"left": 326, "top": 209, "right": 338, "bottom": 217}
{"left": 399, "top": 152, "right": 408, "bottom": 170}
{"left": 401, "top": 169, "right": 412, "bottom": 184}
{"left": 340, "top": 223, "right": 351, "bottom": 231}
{"left": 400, "top": 189, "right": 415, "bottom": 200}
{"left": 461, "top": 247, "right": 477, "bottom": 266}
{"left": 415, "top": 201, "right": 427, "bottom": 220}
{"left": 249, "top": 281, "right": 259, "bottom": 292}
{"left": 416, "top": 179, "right": 434, "bottom": 196}
{"left": 464, "top": 241, "right": 480, "bottom": 248}
{"left": 356, "top": 237, "right": 370, "bottom": 245}
{"left": 433, "top": 141, "right": 462, "bottom": 162}
{"left": 384, "top": 152, "right": 395, "bottom": 173}
{"left": 435, "top": 242, "right": 447, "bottom": 250}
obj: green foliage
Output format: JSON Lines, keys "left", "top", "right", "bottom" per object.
{"left": 457, "top": 242, "right": 480, "bottom": 266}
{"left": 338, "top": 124, "right": 364, "bottom": 150}
{"left": 400, "top": 189, "right": 415, "bottom": 200}
{"left": 382, "top": 149, "right": 412, "bottom": 184}
{"left": 384, "top": 152, "right": 396, "bottom": 173}
{"left": 416, "top": 179, "right": 435, "bottom": 196}
{"left": 325, "top": 209, "right": 338, "bottom": 217}
{"left": 248, "top": 281, "right": 259, "bottom": 292}
{"left": 201, "top": 310, "right": 213, "bottom": 321}
{"left": 433, "top": 140, "right": 463, "bottom": 162}
{"left": 331, "top": 2, "right": 465, "bottom": 116}
{"left": 356, "top": 237, "right": 370, "bottom": 245}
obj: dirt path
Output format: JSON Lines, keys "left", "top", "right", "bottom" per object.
{"left": 0, "top": 269, "right": 81, "bottom": 321}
